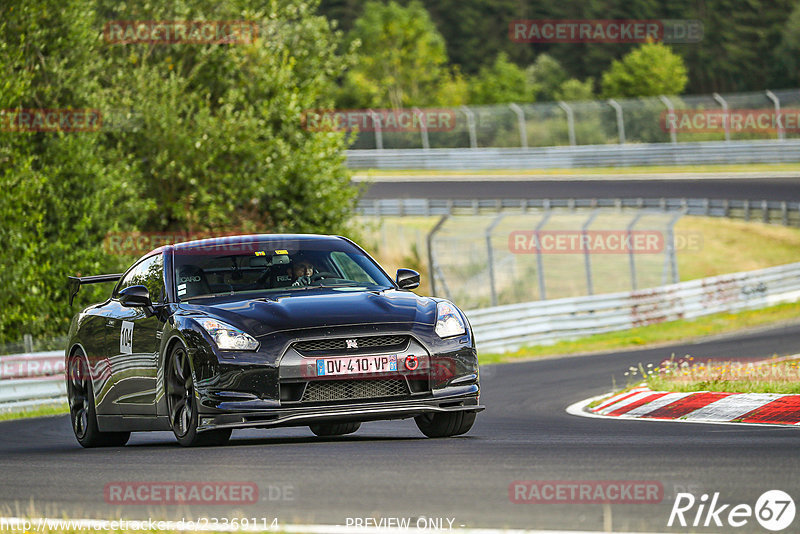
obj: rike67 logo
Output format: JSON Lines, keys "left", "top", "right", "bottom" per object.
{"left": 669, "top": 490, "right": 795, "bottom": 531}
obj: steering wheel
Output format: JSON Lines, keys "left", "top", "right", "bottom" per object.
{"left": 310, "top": 271, "right": 338, "bottom": 282}
{"left": 293, "top": 272, "right": 339, "bottom": 287}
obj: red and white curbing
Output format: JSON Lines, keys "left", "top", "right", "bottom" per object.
{"left": 581, "top": 386, "right": 800, "bottom": 426}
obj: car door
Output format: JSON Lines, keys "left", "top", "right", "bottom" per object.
{"left": 104, "top": 253, "right": 166, "bottom": 416}
{"left": 79, "top": 303, "right": 119, "bottom": 416}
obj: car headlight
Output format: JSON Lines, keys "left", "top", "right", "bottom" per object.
{"left": 435, "top": 301, "right": 466, "bottom": 338}
{"left": 196, "top": 318, "right": 259, "bottom": 351}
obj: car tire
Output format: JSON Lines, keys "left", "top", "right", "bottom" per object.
{"left": 67, "top": 351, "right": 130, "bottom": 448}
{"left": 309, "top": 422, "right": 361, "bottom": 437}
{"left": 166, "top": 343, "right": 231, "bottom": 447}
{"left": 414, "top": 411, "right": 476, "bottom": 438}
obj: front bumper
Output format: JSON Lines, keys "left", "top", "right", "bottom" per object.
{"left": 186, "top": 326, "right": 482, "bottom": 432}
{"left": 196, "top": 385, "right": 482, "bottom": 432}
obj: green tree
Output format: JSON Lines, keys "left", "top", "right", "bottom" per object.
{"left": 526, "top": 54, "right": 568, "bottom": 102}
{"left": 0, "top": 0, "right": 144, "bottom": 344}
{"left": 421, "top": 0, "right": 535, "bottom": 75}
{"left": 0, "top": 0, "right": 360, "bottom": 344}
{"left": 670, "top": 0, "right": 794, "bottom": 92}
{"left": 320, "top": 0, "right": 800, "bottom": 94}
{"left": 555, "top": 78, "right": 595, "bottom": 102}
{"left": 468, "top": 52, "right": 529, "bottom": 104}
{"left": 772, "top": 1, "right": 800, "bottom": 87}
{"left": 315, "top": 0, "right": 364, "bottom": 32}
{"left": 601, "top": 42, "right": 688, "bottom": 98}
{"left": 99, "top": 0, "right": 357, "bottom": 234}
{"left": 340, "top": 0, "right": 463, "bottom": 108}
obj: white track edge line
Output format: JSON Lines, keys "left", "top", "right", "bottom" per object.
{"left": 0, "top": 517, "right": 674, "bottom": 534}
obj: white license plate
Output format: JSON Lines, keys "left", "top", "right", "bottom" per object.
{"left": 316, "top": 355, "right": 397, "bottom": 376}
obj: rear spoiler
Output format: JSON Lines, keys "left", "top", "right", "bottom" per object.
{"left": 68, "top": 274, "right": 123, "bottom": 306}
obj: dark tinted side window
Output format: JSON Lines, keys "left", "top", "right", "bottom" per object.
{"left": 116, "top": 254, "right": 165, "bottom": 303}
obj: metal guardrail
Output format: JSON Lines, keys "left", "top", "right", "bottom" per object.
{"left": 346, "top": 139, "right": 800, "bottom": 170}
{"left": 465, "top": 261, "right": 800, "bottom": 353}
{"left": 0, "top": 378, "right": 66, "bottom": 406}
{"left": 356, "top": 197, "right": 800, "bottom": 226}
{"left": 0, "top": 351, "right": 65, "bottom": 411}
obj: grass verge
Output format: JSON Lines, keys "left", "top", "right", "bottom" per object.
{"left": 479, "top": 300, "right": 800, "bottom": 365}
{"left": 643, "top": 356, "right": 800, "bottom": 394}
{"left": 676, "top": 217, "right": 800, "bottom": 281}
{"left": 0, "top": 403, "right": 68, "bottom": 422}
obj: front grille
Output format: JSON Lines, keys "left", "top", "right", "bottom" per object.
{"left": 300, "top": 379, "right": 410, "bottom": 403}
{"left": 293, "top": 335, "right": 407, "bottom": 353}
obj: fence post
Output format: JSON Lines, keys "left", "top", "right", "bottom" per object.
{"left": 461, "top": 106, "right": 478, "bottom": 148}
{"left": 535, "top": 205, "right": 552, "bottom": 300}
{"left": 582, "top": 210, "right": 600, "bottom": 295}
{"left": 368, "top": 109, "right": 383, "bottom": 150}
{"left": 23, "top": 334, "right": 33, "bottom": 353}
{"left": 607, "top": 99, "right": 626, "bottom": 144}
{"left": 627, "top": 213, "right": 644, "bottom": 290}
{"left": 712, "top": 92, "right": 731, "bottom": 142}
{"left": 665, "top": 211, "right": 684, "bottom": 285}
{"left": 485, "top": 213, "right": 507, "bottom": 307}
{"left": 413, "top": 107, "right": 430, "bottom": 150}
{"left": 427, "top": 214, "right": 450, "bottom": 296}
{"left": 509, "top": 103, "right": 528, "bottom": 148}
{"left": 766, "top": 90, "right": 784, "bottom": 141}
{"left": 659, "top": 95, "right": 677, "bottom": 144}
{"left": 558, "top": 101, "right": 576, "bottom": 146}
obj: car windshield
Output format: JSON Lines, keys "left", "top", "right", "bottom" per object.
{"left": 173, "top": 237, "right": 394, "bottom": 300}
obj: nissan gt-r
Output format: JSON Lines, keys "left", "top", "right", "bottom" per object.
{"left": 65, "top": 234, "right": 482, "bottom": 447}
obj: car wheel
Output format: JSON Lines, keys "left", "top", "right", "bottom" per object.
{"left": 166, "top": 344, "right": 231, "bottom": 447}
{"left": 67, "top": 351, "right": 130, "bottom": 448}
{"left": 309, "top": 422, "right": 361, "bottom": 437}
{"left": 414, "top": 411, "right": 476, "bottom": 438}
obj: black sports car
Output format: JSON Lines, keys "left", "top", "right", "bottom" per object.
{"left": 66, "top": 234, "right": 483, "bottom": 447}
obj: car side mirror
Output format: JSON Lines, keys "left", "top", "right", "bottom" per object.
{"left": 396, "top": 268, "right": 420, "bottom": 290}
{"left": 118, "top": 285, "right": 153, "bottom": 308}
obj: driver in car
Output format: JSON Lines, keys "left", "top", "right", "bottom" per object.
{"left": 290, "top": 257, "right": 316, "bottom": 286}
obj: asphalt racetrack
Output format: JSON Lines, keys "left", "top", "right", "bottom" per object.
{"left": 2, "top": 323, "right": 799, "bottom": 532}
{"left": 361, "top": 177, "right": 800, "bottom": 202}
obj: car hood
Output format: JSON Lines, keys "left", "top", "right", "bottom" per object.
{"left": 180, "top": 289, "right": 437, "bottom": 338}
